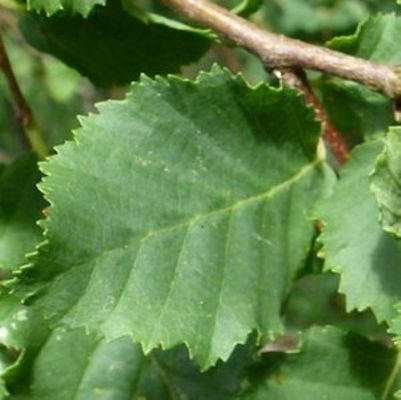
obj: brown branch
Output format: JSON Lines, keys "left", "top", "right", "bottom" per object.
{"left": 279, "top": 68, "right": 348, "bottom": 165}
{"left": 160, "top": 0, "right": 401, "bottom": 99}
{"left": 0, "top": 31, "right": 31, "bottom": 149}
{"left": 0, "top": 30, "right": 47, "bottom": 157}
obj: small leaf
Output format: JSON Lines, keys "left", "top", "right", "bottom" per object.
{"left": 370, "top": 127, "right": 401, "bottom": 237}
{"left": 319, "top": 76, "right": 393, "bottom": 143}
{"left": 319, "top": 14, "right": 401, "bottom": 142}
{"left": 23, "top": 66, "right": 334, "bottom": 369}
{"left": 241, "top": 326, "right": 400, "bottom": 400}
{"left": 231, "top": 0, "right": 263, "bottom": 17}
{"left": 317, "top": 140, "right": 401, "bottom": 322}
{"left": 328, "top": 14, "right": 401, "bottom": 62}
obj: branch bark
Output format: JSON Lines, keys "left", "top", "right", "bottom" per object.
{"left": 0, "top": 31, "right": 47, "bottom": 158}
{"left": 160, "top": 0, "right": 401, "bottom": 99}
{"left": 0, "top": 32, "right": 30, "bottom": 149}
{"left": 279, "top": 68, "right": 348, "bottom": 165}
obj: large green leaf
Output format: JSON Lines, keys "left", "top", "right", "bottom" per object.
{"left": 317, "top": 140, "right": 401, "bottom": 322}
{"left": 20, "top": 2, "right": 210, "bottom": 88}
{"left": 20, "top": 66, "right": 335, "bottom": 369}
{"left": 370, "top": 127, "right": 401, "bottom": 237}
{"left": 0, "top": 155, "right": 44, "bottom": 275}
{"left": 27, "top": 0, "right": 105, "bottom": 17}
{"left": 241, "top": 326, "right": 401, "bottom": 400}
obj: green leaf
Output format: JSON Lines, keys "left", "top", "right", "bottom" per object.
{"left": 370, "top": 127, "right": 401, "bottom": 238}
{"left": 11, "top": 331, "right": 246, "bottom": 400}
{"left": 20, "top": 2, "right": 210, "bottom": 88}
{"left": 221, "top": 0, "right": 263, "bottom": 17}
{"left": 24, "top": 66, "right": 334, "bottom": 369}
{"left": 390, "top": 305, "right": 401, "bottom": 342}
{"left": 0, "top": 290, "right": 49, "bottom": 399}
{"left": 262, "top": 0, "right": 397, "bottom": 41}
{"left": 0, "top": 155, "right": 44, "bottom": 275}
{"left": 318, "top": 14, "right": 401, "bottom": 142}
{"left": 317, "top": 140, "right": 401, "bottom": 322}
{"left": 27, "top": 0, "right": 105, "bottom": 17}
{"left": 241, "top": 326, "right": 401, "bottom": 400}
{"left": 318, "top": 77, "right": 393, "bottom": 144}
{"left": 0, "top": 301, "right": 251, "bottom": 400}
{"left": 328, "top": 15, "right": 401, "bottom": 61}
{"left": 0, "top": 280, "right": 252, "bottom": 399}
{"left": 0, "top": 294, "right": 46, "bottom": 353}
{"left": 263, "top": 0, "right": 369, "bottom": 41}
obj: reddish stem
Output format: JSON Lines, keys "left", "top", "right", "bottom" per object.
{"left": 279, "top": 68, "right": 348, "bottom": 166}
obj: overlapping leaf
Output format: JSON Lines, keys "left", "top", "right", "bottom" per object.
{"left": 0, "top": 155, "right": 44, "bottom": 275}
{"left": 20, "top": 66, "right": 335, "bottom": 369}
{"left": 27, "top": 0, "right": 105, "bottom": 17}
{"left": 320, "top": 14, "right": 401, "bottom": 142}
{"left": 0, "top": 294, "right": 251, "bottom": 399}
{"left": 6, "top": 327, "right": 250, "bottom": 399}
{"left": 241, "top": 327, "right": 401, "bottom": 400}
{"left": 319, "top": 76, "right": 393, "bottom": 144}
{"left": 318, "top": 141, "right": 401, "bottom": 322}
{"left": 328, "top": 14, "right": 401, "bottom": 60}
{"left": 20, "top": 2, "right": 210, "bottom": 88}
{"left": 371, "top": 127, "right": 401, "bottom": 237}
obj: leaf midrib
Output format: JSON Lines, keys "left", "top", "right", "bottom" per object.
{"left": 59, "top": 157, "right": 321, "bottom": 276}
{"left": 137, "top": 158, "right": 321, "bottom": 242}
